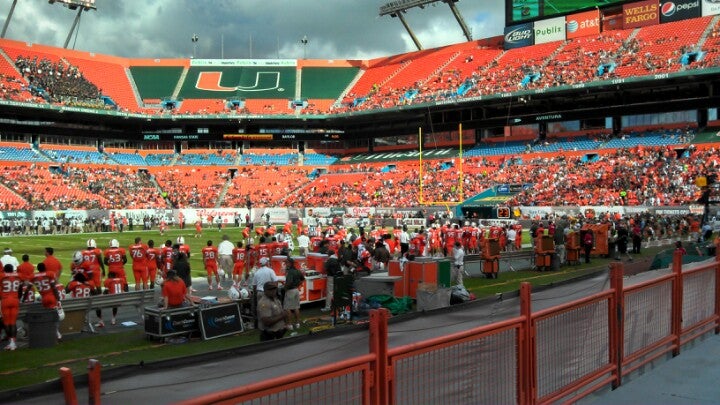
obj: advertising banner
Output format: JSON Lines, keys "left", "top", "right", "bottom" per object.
{"left": 623, "top": 0, "right": 660, "bottom": 28}
{"left": 198, "top": 303, "right": 243, "bottom": 340}
{"left": 566, "top": 9, "right": 601, "bottom": 39}
{"left": 660, "top": 0, "right": 701, "bottom": 23}
{"left": 504, "top": 22, "right": 535, "bottom": 49}
{"left": 702, "top": 0, "right": 720, "bottom": 15}
{"left": 189, "top": 59, "right": 296, "bottom": 67}
{"left": 534, "top": 16, "right": 566, "bottom": 44}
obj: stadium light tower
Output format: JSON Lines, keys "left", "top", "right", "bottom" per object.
{"left": 1, "top": 0, "right": 19, "bottom": 38}
{"left": 300, "top": 35, "right": 308, "bottom": 59}
{"left": 379, "top": 0, "right": 472, "bottom": 51}
{"left": 46, "top": 0, "right": 97, "bottom": 49}
{"left": 191, "top": 34, "right": 199, "bottom": 58}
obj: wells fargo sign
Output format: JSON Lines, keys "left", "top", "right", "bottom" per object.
{"left": 623, "top": 0, "right": 660, "bottom": 28}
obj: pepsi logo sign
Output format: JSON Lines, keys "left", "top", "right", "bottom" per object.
{"left": 661, "top": 0, "right": 699, "bottom": 17}
{"left": 661, "top": 1, "right": 676, "bottom": 15}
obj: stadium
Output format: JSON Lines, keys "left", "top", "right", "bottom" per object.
{"left": 1, "top": 0, "right": 720, "bottom": 404}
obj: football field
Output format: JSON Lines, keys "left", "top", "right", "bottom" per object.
{"left": 1, "top": 226, "right": 246, "bottom": 285}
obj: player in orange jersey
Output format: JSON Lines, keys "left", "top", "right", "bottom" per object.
{"left": 202, "top": 240, "right": 221, "bottom": 290}
{"left": 70, "top": 251, "right": 92, "bottom": 280}
{"left": 146, "top": 240, "right": 161, "bottom": 289}
{"left": 232, "top": 241, "right": 247, "bottom": 284}
{"left": 32, "top": 262, "right": 62, "bottom": 340}
{"left": 103, "top": 239, "right": 128, "bottom": 284}
{"left": 83, "top": 239, "right": 105, "bottom": 294}
{"left": 194, "top": 219, "right": 203, "bottom": 238}
{"left": 129, "top": 237, "right": 149, "bottom": 290}
{"left": 99, "top": 272, "right": 128, "bottom": 326}
{"left": 160, "top": 240, "right": 175, "bottom": 276}
{"left": 1, "top": 264, "right": 23, "bottom": 350}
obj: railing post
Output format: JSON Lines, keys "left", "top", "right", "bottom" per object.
{"left": 369, "top": 308, "right": 389, "bottom": 405}
{"left": 671, "top": 250, "right": 683, "bottom": 357}
{"left": 59, "top": 367, "right": 78, "bottom": 405}
{"left": 715, "top": 246, "right": 720, "bottom": 334}
{"left": 519, "top": 282, "right": 534, "bottom": 405}
{"left": 88, "top": 359, "right": 102, "bottom": 405}
{"left": 609, "top": 262, "right": 625, "bottom": 389}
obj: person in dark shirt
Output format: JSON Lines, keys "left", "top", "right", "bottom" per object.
{"left": 283, "top": 257, "right": 305, "bottom": 333}
{"left": 322, "top": 253, "right": 342, "bottom": 312}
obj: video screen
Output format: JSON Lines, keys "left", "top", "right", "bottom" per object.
{"left": 508, "top": 0, "right": 629, "bottom": 23}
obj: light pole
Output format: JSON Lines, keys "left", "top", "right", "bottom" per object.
{"left": 191, "top": 34, "right": 199, "bottom": 59}
{"left": 300, "top": 35, "right": 308, "bottom": 59}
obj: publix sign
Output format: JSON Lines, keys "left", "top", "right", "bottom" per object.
{"left": 534, "top": 17, "right": 566, "bottom": 44}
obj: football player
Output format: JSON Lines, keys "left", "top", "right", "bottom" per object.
{"left": 1, "top": 264, "right": 22, "bottom": 350}
{"left": 82, "top": 239, "right": 105, "bottom": 294}
{"left": 202, "top": 240, "right": 221, "bottom": 290}
{"left": 129, "top": 237, "right": 149, "bottom": 290}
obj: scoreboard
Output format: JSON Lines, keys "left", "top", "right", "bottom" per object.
{"left": 507, "top": 0, "right": 630, "bottom": 24}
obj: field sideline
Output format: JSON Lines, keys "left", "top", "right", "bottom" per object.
{"left": 1, "top": 226, "right": 249, "bottom": 285}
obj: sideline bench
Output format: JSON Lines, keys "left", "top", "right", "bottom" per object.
{"left": 18, "top": 289, "right": 158, "bottom": 334}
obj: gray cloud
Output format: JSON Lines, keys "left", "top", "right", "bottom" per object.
{"left": 0, "top": 0, "right": 505, "bottom": 59}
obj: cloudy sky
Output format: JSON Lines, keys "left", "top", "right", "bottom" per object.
{"left": 0, "top": 0, "right": 505, "bottom": 60}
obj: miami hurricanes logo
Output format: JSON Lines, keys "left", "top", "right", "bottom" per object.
{"left": 195, "top": 71, "right": 283, "bottom": 92}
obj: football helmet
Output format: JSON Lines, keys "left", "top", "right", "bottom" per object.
{"left": 110, "top": 239, "right": 120, "bottom": 248}
{"left": 239, "top": 288, "right": 250, "bottom": 300}
{"left": 72, "top": 251, "right": 83, "bottom": 265}
{"left": 87, "top": 239, "right": 97, "bottom": 248}
{"left": 176, "top": 236, "right": 185, "bottom": 245}
{"left": 217, "top": 269, "right": 225, "bottom": 277}
{"left": 228, "top": 285, "right": 240, "bottom": 300}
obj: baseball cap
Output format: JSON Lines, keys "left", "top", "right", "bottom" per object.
{"left": 263, "top": 281, "right": 278, "bottom": 290}
{"left": 259, "top": 257, "right": 269, "bottom": 265}
{"left": 3, "top": 248, "right": 12, "bottom": 254}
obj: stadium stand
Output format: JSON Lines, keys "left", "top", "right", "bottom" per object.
{"left": 176, "top": 98, "right": 229, "bottom": 114}
{"left": 223, "top": 166, "right": 316, "bottom": 208}
{"left": 242, "top": 98, "right": 294, "bottom": 115}
{"left": 62, "top": 54, "right": 140, "bottom": 111}
{"left": 175, "top": 150, "right": 236, "bottom": 166}
{"left": 1, "top": 15, "right": 719, "bottom": 115}
{"left": 41, "top": 144, "right": 108, "bottom": 164}
{"left": 614, "top": 16, "right": 713, "bottom": 77}
{"left": 0, "top": 142, "right": 51, "bottom": 162}
{"left": 103, "top": 148, "right": 148, "bottom": 166}
{"left": 149, "top": 166, "right": 229, "bottom": 208}
{"left": 0, "top": 125, "right": 713, "bottom": 210}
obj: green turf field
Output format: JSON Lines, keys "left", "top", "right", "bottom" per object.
{"left": 0, "top": 226, "right": 247, "bottom": 286}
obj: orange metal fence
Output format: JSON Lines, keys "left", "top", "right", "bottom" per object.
{"left": 91, "top": 251, "right": 718, "bottom": 405}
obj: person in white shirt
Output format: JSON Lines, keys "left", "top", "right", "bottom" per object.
{"left": 506, "top": 227, "right": 517, "bottom": 252}
{"left": 251, "top": 257, "right": 278, "bottom": 294}
{"left": 0, "top": 248, "right": 19, "bottom": 270}
{"left": 217, "top": 234, "right": 234, "bottom": 280}
{"left": 399, "top": 226, "right": 410, "bottom": 256}
{"left": 452, "top": 242, "right": 465, "bottom": 286}
{"left": 296, "top": 232, "right": 310, "bottom": 256}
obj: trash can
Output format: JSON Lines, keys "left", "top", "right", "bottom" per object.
{"left": 25, "top": 307, "right": 58, "bottom": 348}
